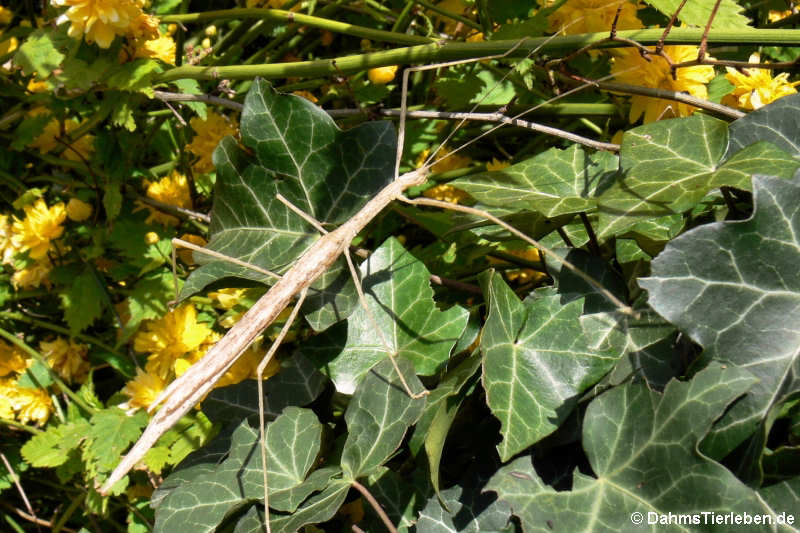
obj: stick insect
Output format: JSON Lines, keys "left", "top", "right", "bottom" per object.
{"left": 100, "top": 18, "right": 640, "bottom": 504}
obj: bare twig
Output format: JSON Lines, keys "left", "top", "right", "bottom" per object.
{"left": 351, "top": 480, "right": 398, "bottom": 533}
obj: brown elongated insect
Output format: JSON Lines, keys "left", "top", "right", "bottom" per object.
{"left": 100, "top": 28, "right": 639, "bottom": 496}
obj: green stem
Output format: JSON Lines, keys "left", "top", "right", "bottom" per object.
{"left": 0, "top": 417, "right": 42, "bottom": 435}
{"left": 0, "top": 327, "right": 94, "bottom": 415}
{"left": 0, "top": 311, "right": 123, "bottom": 356}
{"left": 161, "top": 8, "right": 436, "bottom": 46}
{"left": 155, "top": 28, "right": 800, "bottom": 83}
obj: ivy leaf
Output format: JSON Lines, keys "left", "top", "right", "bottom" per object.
{"left": 416, "top": 483, "right": 512, "bottom": 533}
{"left": 640, "top": 175, "right": 800, "bottom": 457}
{"left": 486, "top": 365, "right": 768, "bottom": 532}
{"left": 59, "top": 266, "right": 105, "bottom": 333}
{"left": 408, "top": 353, "right": 482, "bottom": 495}
{"left": 480, "top": 272, "right": 621, "bottom": 461}
{"left": 302, "top": 237, "right": 469, "bottom": 394}
{"left": 642, "top": 0, "right": 750, "bottom": 29}
{"left": 180, "top": 79, "right": 397, "bottom": 326}
{"left": 597, "top": 114, "right": 731, "bottom": 238}
{"left": 709, "top": 141, "right": 799, "bottom": 190}
{"left": 726, "top": 92, "right": 800, "bottom": 159}
{"left": 341, "top": 357, "right": 426, "bottom": 480}
{"left": 452, "top": 145, "right": 618, "bottom": 217}
{"left": 233, "top": 480, "right": 351, "bottom": 533}
{"left": 14, "top": 28, "right": 66, "bottom": 77}
{"left": 202, "top": 353, "right": 326, "bottom": 423}
{"left": 154, "top": 408, "right": 325, "bottom": 532}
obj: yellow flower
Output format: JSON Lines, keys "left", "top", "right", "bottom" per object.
{"left": 423, "top": 184, "right": 472, "bottom": 204}
{"left": 127, "top": 12, "right": 159, "bottom": 40}
{"left": 144, "top": 231, "right": 159, "bottom": 245}
{"left": 121, "top": 368, "right": 165, "bottom": 410}
{"left": 215, "top": 343, "right": 280, "bottom": 389}
{"left": 0, "top": 31, "right": 17, "bottom": 55}
{"left": 66, "top": 198, "right": 93, "bottom": 221}
{"left": 431, "top": 0, "right": 472, "bottom": 36}
{"left": 40, "top": 337, "right": 90, "bottom": 384}
{"left": 488, "top": 247, "right": 548, "bottom": 285}
{"left": 429, "top": 146, "right": 472, "bottom": 174}
{"left": 12, "top": 257, "right": 53, "bottom": 289}
{"left": 9, "top": 383, "right": 53, "bottom": 425}
{"left": 0, "top": 6, "right": 13, "bottom": 25}
{"left": 0, "top": 214, "right": 19, "bottom": 265}
{"left": 292, "top": 90, "right": 318, "bottom": 103}
{"left": 26, "top": 78, "right": 50, "bottom": 93}
{"left": 11, "top": 199, "right": 66, "bottom": 260}
{"left": 185, "top": 112, "right": 238, "bottom": 174}
{"left": 140, "top": 170, "right": 193, "bottom": 226}
{"left": 0, "top": 340, "right": 28, "bottom": 377}
{"left": 126, "top": 33, "right": 176, "bottom": 64}
{"left": 52, "top": 0, "right": 144, "bottom": 48}
{"left": 768, "top": 9, "right": 792, "bottom": 22}
{"left": 177, "top": 233, "right": 207, "bottom": 265}
{"left": 209, "top": 288, "right": 249, "bottom": 310}
{"left": 548, "top": 0, "right": 642, "bottom": 35}
{"left": 135, "top": 303, "right": 213, "bottom": 379}
{"left": 722, "top": 53, "right": 799, "bottom": 111}
{"left": 368, "top": 65, "right": 399, "bottom": 85}
{"left": 0, "top": 379, "right": 14, "bottom": 419}
{"left": 611, "top": 45, "right": 715, "bottom": 123}
{"left": 28, "top": 118, "right": 95, "bottom": 162}
{"left": 486, "top": 157, "right": 511, "bottom": 171}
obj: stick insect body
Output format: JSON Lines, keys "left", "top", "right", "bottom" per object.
{"left": 99, "top": 166, "right": 428, "bottom": 494}
{"left": 101, "top": 24, "right": 635, "bottom": 496}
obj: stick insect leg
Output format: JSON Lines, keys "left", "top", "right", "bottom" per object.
{"left": 342, "top": 249, "right": 428, "bottom": 399}
{"left": 257, "top": 287, "right": 308, "bottom": 533}
{"left": 170, "top": 237, "right": 282, "bottom": 300}
{"left": 275, "top": 192, "right": 425, "bottom": 398}
{"left": 397, "top": 195, "right": 637, "bottom": 318}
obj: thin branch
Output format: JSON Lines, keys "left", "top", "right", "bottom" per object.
{"left": 149, "top": 94, "right": 619, "bottom": 150}
{"left": 557, "top": 74, "right": 745, "bottom": 120}
{"left": 127, "top": 188, "right": 212, "bottom": 223}
{"left": 351, "top": 480, "right": 398, "bottom": 533}
{"left": 153, "top": 90, "right": 244, "bottom": 112}
{"left": 1, "top": 452, "right": 38, "bottom": 529}
{"left": 0, "top": 502, "right": 79, "bottom": 533}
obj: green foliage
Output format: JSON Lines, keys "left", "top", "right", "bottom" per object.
{"left": 2, "top": 0, "right": 800, "bottom": 531}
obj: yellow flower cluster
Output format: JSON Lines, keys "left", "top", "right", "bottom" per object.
{"left": 51, "top": 0, "right": 176, "bottom": 64}
{"left": 548, "top": 0, "right": 643, "bottom": 35}
{"left": 722, "top": 53, "right": 799, "bottom": 111}
{"left": 28, "top": 115, "right": 96, "bottom": 163}
{"left": 123, "top": 303, "right": 278, "bottom": 410}
{"left": 611, "top": 46, "right": 715, "bottom": 123}
{"left": 1, "top": 199, "right": 69, "bottom": 289}
{"left": 488, "top": 247, "right": 549, "bottom": 285}
{"left": 137, "top": 170, "right": 193, "bottom": 226}
{"left": 0, "top": 4, "right": 16, "bottom": 56}
{"left": 0, "top": 340, "right": 53, "bottom": 426}
{"left": 40, "top": 337, "right": 91, "bottom": 384}
{"left": 185, "top": 112, "right": 239, "bottom": 174}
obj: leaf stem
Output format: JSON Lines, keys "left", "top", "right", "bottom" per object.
{"left": 160, "top": 8, "right": 436, "bottom": 46}
{"left": 0, "top": 310, "right": 124, "bottom": 357}
{"left": 351, "top": 480, "right": 397, "bottom": 533}
{"left": 155, "top": 29, "right": 800, "bottom": 83}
